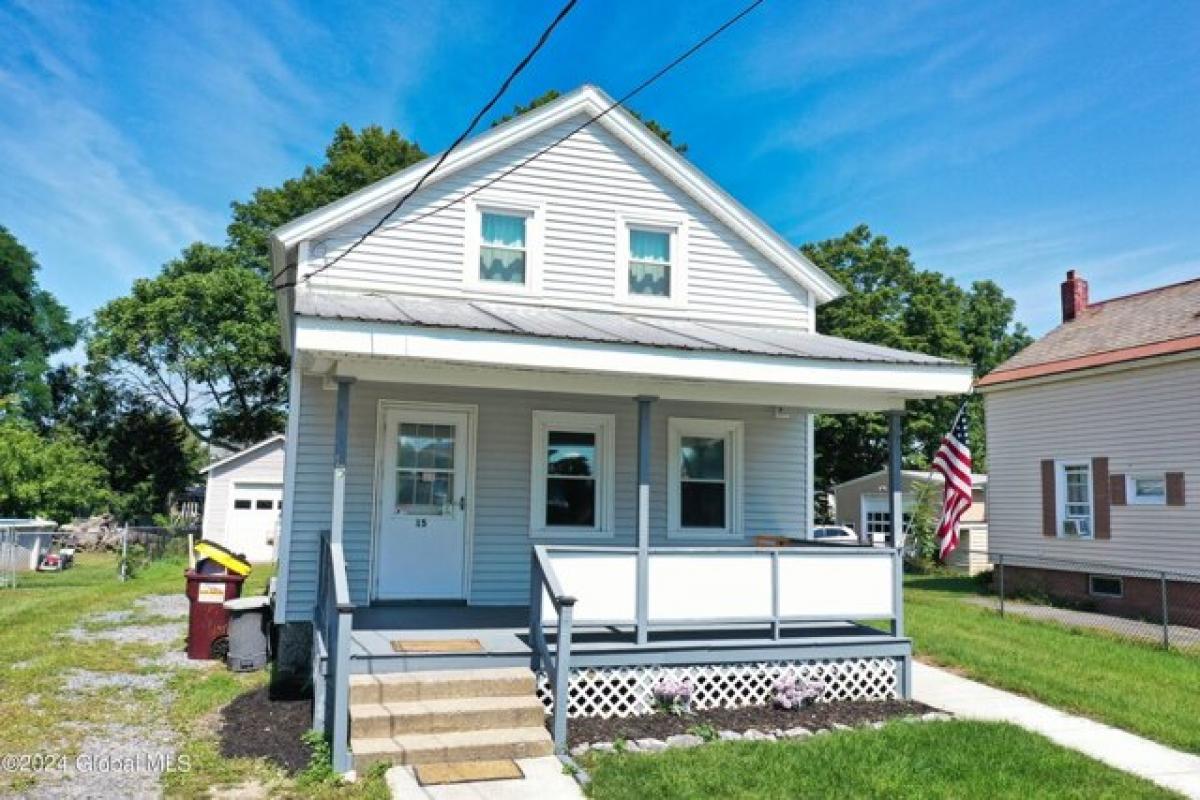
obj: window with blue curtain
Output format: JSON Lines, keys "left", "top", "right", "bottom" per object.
{"left": 480, "top": 212, "right": 527, "bottom": 284}
{"left": 628, "top": 228, "right": 670, "bottom": 296}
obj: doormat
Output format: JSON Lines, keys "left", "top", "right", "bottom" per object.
{"left": 390, "top": 638, "right": 484, "bottom": 653}
{"left": 414, "top": 759, "right": 523, "bottom": 786}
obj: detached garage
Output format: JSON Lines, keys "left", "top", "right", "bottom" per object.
{"left": 200, "top": 435, "right": 285, "bottom": 563}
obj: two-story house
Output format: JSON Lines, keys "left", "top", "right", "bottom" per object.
{"left": 267, "top": 86, "right": 972, "bottom": 772}
{"left": 978, "top": 270, "right": 1199, "bottom": 620}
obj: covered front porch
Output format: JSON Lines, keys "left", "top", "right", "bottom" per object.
{"left": 291, "top": 299, "right": 972, "bottom": 771}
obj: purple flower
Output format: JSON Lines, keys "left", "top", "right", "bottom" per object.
{"left": 652, "top": 677, "right": 694, "bottom": 716}
{"left": 772, "top": 674, "right": 825, "bottom": 711}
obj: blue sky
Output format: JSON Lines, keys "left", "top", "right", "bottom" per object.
{"left": 2, "top": 0, "right": 1198, "bottom": 339}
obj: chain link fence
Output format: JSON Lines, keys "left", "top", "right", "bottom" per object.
{"left": 968, "top": 549, "right": 1200, "bottom": 652}
{"left": 116, "top": 525, "right": 195, "bottom": 580}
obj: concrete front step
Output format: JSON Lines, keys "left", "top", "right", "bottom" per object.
{"left": 350, "top": 667, "right": 536, "bottom": 704}
{"left": 351, "top": 725, "right": 554, "bottom": 771}
{"left": 351, "top": 694, "right": 546, "bottom": 738}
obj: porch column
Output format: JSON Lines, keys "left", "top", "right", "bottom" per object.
{"left": 886, "top": 410, "right": 904, "bottom": 549}
{"left": 332, "top": 377, "right": 355, "bottom": 547}
{"left": 635, "top": 396, "right": 656, "bottom": 646}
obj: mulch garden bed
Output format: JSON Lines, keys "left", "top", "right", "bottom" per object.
{"left": 219, "top": 686, "right": 314, "bottom": 774}
{"left": 563, "top": 699, "right": 932, "bottom": 746}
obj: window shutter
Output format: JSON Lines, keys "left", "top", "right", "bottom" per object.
{"left": 1092, "top": 457, "right": 1111, "bottom": 540}
{"left": 1167, "top": 472, "right": 1186, "bottom": 506}
{"left": 1040, "top": 460, "right": 1057, "bottom": 537}
{"left": 1109, "top": 473, "right": 1127, "bottom": 506}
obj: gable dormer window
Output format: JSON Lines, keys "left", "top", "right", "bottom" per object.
{"left": 465, "top": 196, "right": 542, "bottom": 293}
{"left": 480, "top": 212, "right": 527, "bottom": 284}
{"left": 616, "top": 215, "right": 686, "bottom": 306}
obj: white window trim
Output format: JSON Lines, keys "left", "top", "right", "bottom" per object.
{"left": 1088, "top": 574, "right": 1123, "bottom": 598}
{"left": 615, "top": 213, "right": 687, "bottom": 308}
{"left": 1055, "top": 459, "right": 1094, "bottom": 540}
{"left": 1127, "top": 473, "right": 1168, "bottom": 506}
{"left": 530, "top": 411, "right": 616, "bottom": 539}
{"left": 464, "top": 194, "right": 544, "bottom": 295}
{"left": 667, "top": 417, "right": 744, "bottom": 540}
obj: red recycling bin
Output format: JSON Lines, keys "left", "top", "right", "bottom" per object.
{"left": 185, "top": 564, "right": 246, "bottom": 660}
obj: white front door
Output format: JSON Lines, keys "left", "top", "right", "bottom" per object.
{"left": 374, "top": 407, "right": 471, "bottom": 599}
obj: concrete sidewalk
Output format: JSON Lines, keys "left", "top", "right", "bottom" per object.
{"left": 913, "top": 661, "right": 1200, "bottom": 798}
{"left": 386, "top": 756, "right": 584, "bottom": 800}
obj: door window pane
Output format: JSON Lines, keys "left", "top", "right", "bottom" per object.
{"left": 396, "top": 422, "right": 456, "bottom": 515}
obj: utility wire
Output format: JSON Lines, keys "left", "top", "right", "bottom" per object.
{"left": 272, "top": 0, "right": 578, "bottom": 290}
{"left": 278, "top": 0, "right": 764, "bottom": 291}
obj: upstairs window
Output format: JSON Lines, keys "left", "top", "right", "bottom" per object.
{"left": 628, "top": 228, "right": 671, "bottom": 297}
{"left": 616, "top": 216, "right": 686, "bottom": 305}
{"left": 480, "top": 212, "right": 527, "bottom": 284}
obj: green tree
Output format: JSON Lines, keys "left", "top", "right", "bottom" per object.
{"left": 48, "top": 366, "right": 203, "bottom": 521}
{"left": 0, "top": 226, "right": 77, "bottom": 421}
{"left": 492, "top": 89, "right": 689, "bottom": 154}
{"left": 0, "top": 417, "right": 108, "bottom": 523}
{"left": 802, "top": 225, "right": 1031, "bottom": 493}
{"left": 89, "top": 126, "right": 427, "bottom": 448}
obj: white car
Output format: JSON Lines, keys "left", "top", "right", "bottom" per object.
{"left": 810, "top": 525, "right": 862, "bottom": 544}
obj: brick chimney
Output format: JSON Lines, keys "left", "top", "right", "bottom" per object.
{"left": 1061, "top": 270, "right": 1089, "bottom": 322}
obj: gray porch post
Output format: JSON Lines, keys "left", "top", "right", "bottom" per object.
{"left": 330, "top": 376, "right": 354, "bottom": 774}
{"left": 886, "top": 410, "right": 904, "bottom": 549}
{"left": 635, "top": 396, "right": 656, "bottom": 646}
{"left": 332, "top": 377, "right": 355, "bottom": 546}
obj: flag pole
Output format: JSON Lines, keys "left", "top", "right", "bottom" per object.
{"left": 899, "top": 396, "right": 972, "bottom": 553}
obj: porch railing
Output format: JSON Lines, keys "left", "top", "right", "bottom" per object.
{"left": 529, "top": 543, "right": 905, "bottom": 751}
{"left": 313, "top": 528, "right": 354, "bottom": 773}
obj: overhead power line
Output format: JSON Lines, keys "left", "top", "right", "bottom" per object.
{"left": 280, "top": 0, "right": 763, "bottom": 291}
{"left": 271, "top": 0, "right": 578, "bottom": 290}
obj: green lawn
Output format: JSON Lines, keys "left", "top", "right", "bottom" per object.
{"left": 584, "top": 720, "right": 1176, "bottom": 799}
{"left": 905, "top": 573, "right": 1200, "bottom": 754}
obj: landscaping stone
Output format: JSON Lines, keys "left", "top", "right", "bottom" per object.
{"left": 570, "top": 743, "right": 590, "bottom": 758}
{"left": 832, "top": 722, "right": 852, "bottom": 731}
{"left": 635, "top": 737, "right": 667, "bottom": 752}
{"left": 591, "top": 742, "right": 615, "bottom": 753}
{"left": 783, "top": 726, "right": 813, "bottom": 739}
{"left": 922, "top": 711, "right": 953, "bottom": 722}
{"left": 717, "top": 730, "right": 743, "bottom": 741}
{"left": 665, "top": 733, "right": 704, "bottom": 749}
{"left": 742, "top": 729, "right": 774, "bottom": 741}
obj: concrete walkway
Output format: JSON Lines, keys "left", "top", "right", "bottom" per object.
{"left": 913, "top": 661, "right": 1200, "bottom": 798}
{"left": 386, "top": 757, "right": 584, "bottom": 800}
{"left": 965, "top": 596, "right": 1200, "bottom": 649}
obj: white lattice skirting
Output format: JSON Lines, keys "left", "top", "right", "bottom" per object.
{"left": 536, "top": 658, "right": 898, "bottom": 718}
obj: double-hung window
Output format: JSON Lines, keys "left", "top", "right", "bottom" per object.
{"left": 617, "top": 217, "right": 685, "bottom": 304}
{"left": 667, "top": 418, "right": 743, "bottom": 538}
{"left": 466, "top": 197, "right": 541, "bottom": 292}
{"left": 1057, "top": 461, "right": 1094, "bottom": 538}
{"left": 530, "top": 411, "right": 615, "bottom": 538}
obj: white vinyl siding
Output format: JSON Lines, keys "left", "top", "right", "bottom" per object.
{"left": 300, "top": 115, "right": 812, "bottom": 330}
{"left": 280, "top": 375, "right": 812, "bottom": 619}
{"left": 984, "top": 357, "right": 1200, "bottom": 572}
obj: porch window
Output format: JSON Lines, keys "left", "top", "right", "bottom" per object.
{"left": 530, "top": 411, "right": 616, "bottom": 538}
{"left": 667, "top": 418, "right": 743, "bottom": 538}
{"left": 1057, "top": 461, "right": 1093, "bottom": 538}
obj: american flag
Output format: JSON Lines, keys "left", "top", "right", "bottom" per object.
{"left": 931, "top": 409, "right": 973, "bottom": 561}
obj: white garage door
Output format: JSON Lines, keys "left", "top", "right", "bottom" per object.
{"left": 227, "top": 483, "right": 283, "bottom": 563}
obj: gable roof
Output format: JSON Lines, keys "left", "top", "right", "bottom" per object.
{"left": 269, "top": 85, "right": 846, "bottom": 307}
{"left": 200, "top": 434, "right": 285, "bottom": 475}
{"left": 977, "top": 276, "right": 1200, "bottom": 388}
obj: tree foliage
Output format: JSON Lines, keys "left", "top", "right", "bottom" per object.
{"left": 88, "top": 126, "right": 427, "bottom": 449}
{"left": 803, "top": 225, "right": 1031, "bottom": 494}
{"left": 0, "top": 417, "right": 109, "bottom": 523}
{"left": 0, "top": 226, "right": 77, "bottom": 421}
{"left": 492, "top": 89, "right": 688, "bottom": 154}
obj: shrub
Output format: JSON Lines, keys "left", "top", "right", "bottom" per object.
{"left": 772, "top": 675, "right": 825, "bottom": 710}
{"left": 652, "top": 678, "right": 693, "bottom": 716}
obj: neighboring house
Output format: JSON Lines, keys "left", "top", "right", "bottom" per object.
{"left": 978, "top": 270, "right": 1200, "bottom": 619}
{"left": 199, "top": 435, "right": 285, "bottom": 563}
{"left": 268, "top": 85, "right": 973, "bottom": 771}
{"left": 832, "top": 469, "right": 989, "bottom": 574}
